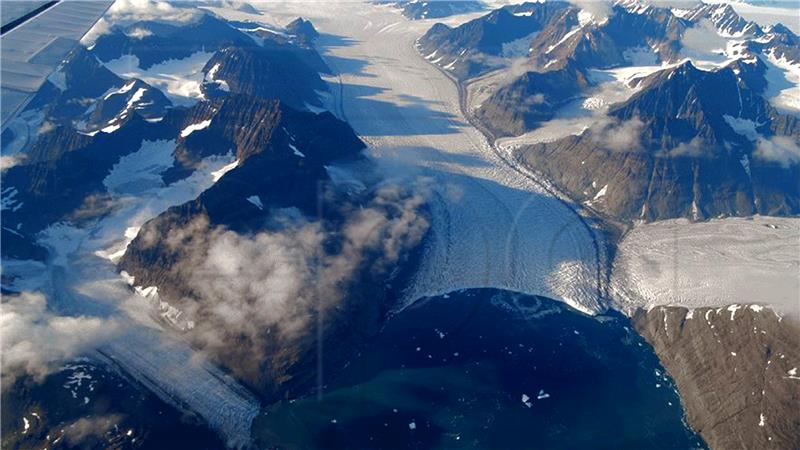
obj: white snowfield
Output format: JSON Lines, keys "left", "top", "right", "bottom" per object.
{"left": 238, "top": 1, "right": 604, "bottom": 314}
{"left": 611, "top": 216, "right": 800, "bottom": 320}
{"left": 30, "top": 140, "right": 258, "bottom": 446}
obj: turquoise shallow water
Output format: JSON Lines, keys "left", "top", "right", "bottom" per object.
{"left": 254, "top": 289, "right": 706, "bottom": 449}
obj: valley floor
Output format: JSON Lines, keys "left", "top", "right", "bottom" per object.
{"left": 238, "top": 1, "right": 605, "bottom": 315}
{"left": 612, "top": 216, "right": 800, "bottom": 320}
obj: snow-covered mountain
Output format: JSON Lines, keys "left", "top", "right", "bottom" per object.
{"left": 1, "top": 7, "right": 427, "bottom": 447}
{"left": 393, "top": 0, "right": 486, "bottom": 20}
{"left": 420, "top": 0, "right": 800, "bottom": 222}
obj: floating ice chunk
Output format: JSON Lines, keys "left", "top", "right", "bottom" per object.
{"left": 408, "top": 421, "right": 416, "bottom": 430}
{"left": 22, "top": 417, "right": 29, "bottom": 432}
{"left": 246, "top": 195, "right": 264, "bottom": 210}
{"left": 521, "top": 394, "right": 532, "bottom": 407}
{"left": 537, "top": 389, "right": 550, "bottom": 400}
{"left": 288, "top": 143, "right": 305, "bottom": 157}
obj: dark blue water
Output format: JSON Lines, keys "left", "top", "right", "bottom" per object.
{"left": 253, "top": 289, "right": 706, "bottom": 449}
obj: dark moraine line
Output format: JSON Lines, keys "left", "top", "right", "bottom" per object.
{"left": 412, "top": 36, "right": 611, "bottom": 307}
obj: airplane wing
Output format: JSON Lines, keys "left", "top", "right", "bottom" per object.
{"left": 1, "top": 0, "right": 114, "bottom": 131}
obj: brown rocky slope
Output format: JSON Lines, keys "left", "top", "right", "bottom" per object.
{"left": 633, "top": 305, "right": 800, "bottom": 449}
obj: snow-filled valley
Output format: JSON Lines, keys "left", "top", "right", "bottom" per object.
{"left": 3, "top": 1, "right": 800, "bottom": 446}
{"left": 5, "top": 138, "right": 259, "bottom": 445}
{"left": 229, "top": 1, "right": 605, "bottom": 315}
{"left": 612, "top": 216, "right": 800, "bottom": 319}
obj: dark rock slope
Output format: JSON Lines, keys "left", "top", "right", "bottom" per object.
{"left": 515, "top": 60, "right": 800, "bottom": 223}
{"left": 474, "top": 3, "right": 689, "bottom": 137}
{"left": 28, "top": 47, "right": 170, "bottom": 132}
{"left": 92, "top": 14, "right": 255, "bottom": 69}
{"left": 395, "top": 0, "right": 485, "bottom": 20}
{"left": 475, "top": 60, "right": 589, "bottom": 136}
{"left": 201, "top": 44, "right": 328, "bottom": 110}
{"left": 285, "top": 17, "right": 319, "bottom": 44}
{"left": 117, "top": 95, "right": 428, "bottom": 399}
{"left": 1, "top": 360, "right": 225, "bottom": 450}
{"left": 634, "top": 305, "right": 800, "bottom": 450}
{"left": 418, "top": 2, "right": 572, "bottom": 79}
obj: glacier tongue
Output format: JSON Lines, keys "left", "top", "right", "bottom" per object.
{"left": 97, "top": 328, "right": 259, "bottom": 447}
{"left": 30, "top": 138, "right": 261, "bottom": 446}
{"left": 237, "top": 2, "right": 605, "bottom": 313}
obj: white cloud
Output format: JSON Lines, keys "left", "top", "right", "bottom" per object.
{"left": 668, "top": 137, "right": 706, "bottom": 157}
{"left": 135, "top": 182, "right": 430, "bottom": 385}
{"left": 680, "top": 19, "right": 729, "bottom": 63}
{"left": 107, "top": 0, "right": 202, "bottom": 24}
{"left": 126, "top": 27, "right": 154, "bottom": 39}
{"left": 754, "top": 135, "right": 800, "bottom": 167}
{"left": 647, "top": 0, "right": 701, "bottom": 8}
{"left": 587, "top": 117, "right": 645, "bottom": 152}
{"left": 81, "top": 0, "right": 203, "bottom": 45}
{"left": 0, "top": 154, "right": 24, "bottom": 173}
{"left": 63, "top": 415, "right": 125, "bottom": 446}
{"left": 1, "top": 292, "right": 121, "bottom": 386}
{"left": 569, "top": 0, "right": 612, "bottom": 24}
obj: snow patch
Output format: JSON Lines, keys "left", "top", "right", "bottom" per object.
{"left": 612, "top": 216, "right": 800, "bottom": 316}
{"left": 593, "top": 184, "right": 608, "bottom": 201}
{"left": 211, "top": 158, "right": 239, "bottom": 182}
{"left": 104, "top": 52, "right": 213, "bottom": 106}
{"left": 180, "top": 119, "right": 213, "bottom": 138}
{"left": 546, "top": 26, "right": 582, "bottom": 54}
{"left": 723, "top": 115, "right": 760, "bottom": 141}
{"left": 763, "top": 50, "right": 800, "bottom": 113}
